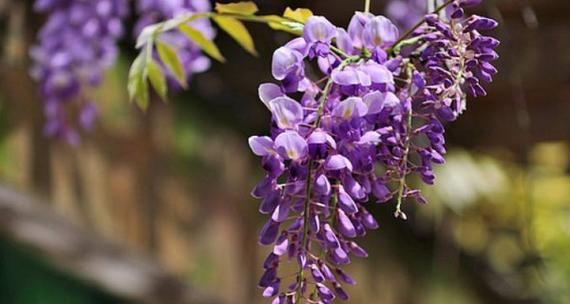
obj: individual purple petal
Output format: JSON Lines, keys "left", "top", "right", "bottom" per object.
{"left": 259, "top": 219, "right": 280, "bottom": 245}
{"left": 316, "top": 283, "right": 335, "bottom": 301}
{"left": 259, "top": 267, "right": 277, "bottom": 287}
{"left": 274, "top": 233, "right": 289, "bottom": 256}
{"left": 358, "top": 131, "right": 381, "bottom": 145}
{"left": 332, "top": 97, "right": 368, "bottom": 119}
{"left": 359, "top": 62, "right": 394, "bottom": 85}
{"left": 362, "top": 15, "right": 399, "bottom": 48}
{"left": 333, "top": 282, "right": 349, "bottom": 301}
{"left": 251, "top": 175, "right": 275, "bottom": 199}
{"left": 337, "top": 209, "right": 357, "bottom": 238}
{"left": 360, "top": 208, "right": 379, "bottom": 229}
{"left": 259, "top": 83, "right": 284, "bottom": 109}
{"left": 336, "top": 268, "right": 356, "bottom": 285}
{"left": 271, "top": 46, "right": 302, "bottom": 80}
{"left": 259, "top": 190, "right": 281, "bottom": 214}
{"left": 323, "top": 223, "right": 340, "bottom": 248}
{"left": 249, "top": 136, "right": 276, "bottom": 156}
{"left": 269, "top": 96, "right": 304, "bottom": 129}
{"left": 271, "top": 295, "right": 286, "bottom": 304}
{"left": 320, "top": 262, "right": 336, "bottom": 282}
{"left": 310, "top": 263, "right": 325, "bottom": 283}
{"left": 325, "top": 155, "right": 354, "bottom": 171}
{"left": 314, "top": 174, "right": 331, "bottom": 195}
{"left": 349, "top": 241, "right": 368, "bottom": 258}
{"left": 382, "top": 92, "right": 400, "bottom": 108}
{"left": 363, "top": 91, "right": 385, "bottom": 114}
{"left": 347, "top": 12, "right": 371, "bottom": 49}
{"left": 303, "top": 16, "right": 335, "bottom": 43}
{"left": 263, "top": 280, "right": 280, "bottom": 298}
{"left": 263, "top": 253, "right": 279, "bottom": 269}
{"left": 331, "top": 66, "right": 372, "bottom": 86}
{"left": 372, "top": 179, "right": 392, "bottom": 202}
{"left": 272, "top": 199, "right": 291, "bottom": 222}
{"left": 336, "top": 28, "right": 356, "bottom": 55}
{"left": 338, "top": 188, "right": 358, "bottom": 214}
{"left": 330, "top": 247, "right": 350, "bottom": 265}
{"left": 307, "top": 130, "right": 337, "bottom": 149}
{"left": 274, "top": 131, "right": 308, "bottom": 160}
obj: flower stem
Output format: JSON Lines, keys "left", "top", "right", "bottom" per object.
{"left": 364, "top": 0, "right": 371, "bottom": 14}
{"left": 295, "top": 55, "right": 362, "bottom": 301}
{"left": 395, "top": 64, "right": 415, "bottom": 218}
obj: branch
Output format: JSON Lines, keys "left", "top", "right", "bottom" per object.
{"left": 0, "top": 184, "right": 223, "bottom": 304}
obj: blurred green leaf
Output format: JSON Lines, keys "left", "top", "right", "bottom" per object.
{"left": 127, "top": 52, "right": 149, "bottom": 110}
{"left": 147, "top": 59, "right": 168, "bottom": 101}
{"left": 213, "top": 16, "right": 257, "bottom": 56}
{"left": 265, "top": 15, "right": 303, "bottom": 35}
{"left": 215, "top": 2, "right": 258, "bottom": 15}
{"left": 283, "top": 7, "right": 313, "bottom": 23}
{"left": 179, "top": 24, "right": 226, "bottom": 62}
{"left": 156, "top": 40, "right": 186, "bottom": 87}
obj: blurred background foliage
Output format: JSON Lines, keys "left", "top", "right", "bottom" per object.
{"left": 0, "top": 0, "right": 569, "bottom": 303}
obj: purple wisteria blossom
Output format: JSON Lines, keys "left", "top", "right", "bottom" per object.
{"left": 135, "top": 0, "right": 215, "bottom": 84}
{"left": 31, "top": 0, "right": 128, "bottom": 144}
{"left": 386, "top": 0, "right": 427, "bottom": 29}
{"left": 249, "top": 1, "right": 498, "bottom": 302}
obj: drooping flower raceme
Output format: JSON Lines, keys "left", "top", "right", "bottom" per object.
{"left": 386, "top": 0, "right": 427, "bottom": 29}
{"left": 135, "top": 0, "right": 215, "bottom": 84}
{"left": 31, "top": 0, "right": 128, "bottom": 144}
{"left": 249, "top": 1, "right": 498, "bottom": 302}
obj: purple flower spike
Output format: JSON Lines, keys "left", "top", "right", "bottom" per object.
{"left": 249, "top": 4, "right": 498, "bottom": 301}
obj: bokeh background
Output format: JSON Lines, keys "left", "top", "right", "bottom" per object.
{"left": 0, "top": 0, "right": 569, "bottom": 303}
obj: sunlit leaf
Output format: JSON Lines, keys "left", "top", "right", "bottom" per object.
{"left": 283, "top": 7, "right": 313, "bottom": 24}
{"left": 178, "top": 24, "right": 226, "bottom": 62}
{"left": 147, "top": 59, "right": 168, "bottom": 101}
{"left": 264, "top": 15, "right": 304, "bottom": 35}
{"left": 127, "top": 52, "right": 149, "bottom": 110}
{"left": 213, "top": 16, "right": 257, "bottom": 56}
{"left": 156, "top": 40, "right": 186, "bottom": 87}
{"left": 136, "top": 24, "right": 160, "bottom": 49}
{"left": 215, "top": 2, "right": 258, "bottom": 15}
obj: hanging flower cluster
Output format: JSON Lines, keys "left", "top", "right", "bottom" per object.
{"left": 249, "top": 0, "right": 498, "bottom": 302}
{"left": 31, "top": 0, "right": 215, "bottom": 143}
{"left": 135, "top": 0, "right": 215, "bottom": 84}
{"left": 30, "top": 0, "right": 129, "bottom": 144}
{"left": 386, "top": 0, "right": 426, "bottom": 29}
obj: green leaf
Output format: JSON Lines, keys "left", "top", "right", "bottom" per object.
{"left": 283, "top": 7, "right": 313, "bottom": 23}
{"left": 156, "top": 40, "right": 186, "bottom": 87}
{"left": 215, "top": 2, "right": 258, "bottom": 15}
{"left": 264, "top": 15, "right": 304, "bottom": 35}
{"left": 178, "top": 24, "right": 226, "bottom": 62}
{"left": 136, "top": 24, "right": 160, "bottom": 49}
{"left": 128, "top": 52, "right": 149, "bottom": 110}
{"left": 213, "top": 16, "right": 257, "bottom": 56}
{"left": 147, "top": 59, "right": 168, "bottom": 101}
